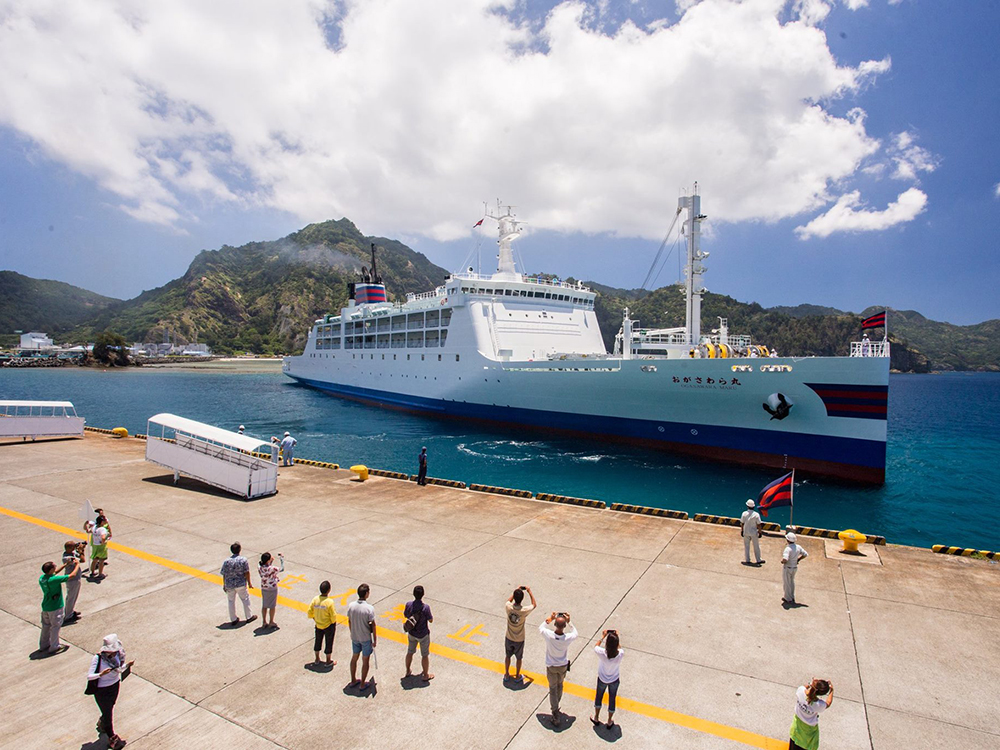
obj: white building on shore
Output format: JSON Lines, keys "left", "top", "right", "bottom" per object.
{"left": 19, "top": 332, "right": 54, "bottom": 350}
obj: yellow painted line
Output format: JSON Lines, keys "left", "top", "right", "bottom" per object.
{"left": 1, "top": 504, "right": 784, "bottom": 749}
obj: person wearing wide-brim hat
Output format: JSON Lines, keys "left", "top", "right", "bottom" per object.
{"left": 740, "top": 499, "right": 763, "bottom": 566}
{"left": 87, "top": 634, "right": 134, "bottom": 750}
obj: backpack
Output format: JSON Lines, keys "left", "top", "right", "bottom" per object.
{"left": 403, "top": 601, "right": 424, "bottom": 634}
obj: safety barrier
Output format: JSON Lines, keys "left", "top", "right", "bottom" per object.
{"left": 368, "top": 468, "right": 411, "bottom": 480}
{"left": 468, "top": 483, "right": 534, "bottom": 498}
{"left": 536, "top": 492, "right": 606, "bottom": 510}
{"left": 410, "top": 475, "right": 467, "bottom": 489}
{"left": 84, "top": 426, "right": 117, "bottom": 435}
{"left": 611, "top": 503, "right": 687, "bottom": 520}
{"left": 790, "top": 525, "right": 886, "bottom": 546}
{"left": 693, "top": 513, "right": 741, "bottom": 528}
{"left": 932, "top": 544, "right": 999, "bottom": 560}
{"left": 294, "top": 458, "right": 341, "bottom": 470}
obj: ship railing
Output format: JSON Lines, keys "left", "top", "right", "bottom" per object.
{"left": 709, "top": 334, "right": 753, "bottom": 348}
{"left": 851, "top": 340, "right": 890, "bottom": 358}
{"left": 451, "top": 271, "right": 589, "bottom": 292}
{"left": 405, "top": 289, "right": 446, "bottom": 303}
{"left": 634, "top": 330, "right": 689, "bottom": 345}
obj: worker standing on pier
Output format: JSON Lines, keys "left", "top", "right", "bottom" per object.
{"left": 741, "top": 499, "right": 764, "bottom": 566}
{"left": 417, "top": 447, "right": 428, "bottom": 485}
{"left": 280, "top": 432, "right": 297, "bottom": 466}
{"left": 781, "top": 532, "right": 809, "bottom": 605}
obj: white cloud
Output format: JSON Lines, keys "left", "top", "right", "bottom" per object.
{"left": 841, "top": 0, "right": 869, "bottom": 10}
{"left": 794, "top": 187, "right": 927, "bottom": 239}
{"left": 995, "top": 182, "right": 1000, "bottom": 198}
{"left": 888, "top": 131, "right": 939, "bottom": 181}
{"left": 0, "top": 0, "right": 894, "bottom": 242}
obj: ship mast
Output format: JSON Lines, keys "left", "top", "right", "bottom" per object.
{"left": 485, "top": 201, "right": 523, "bottom": 281}
{"left": 678, "top": 184, "right": 708, "bottom": 346}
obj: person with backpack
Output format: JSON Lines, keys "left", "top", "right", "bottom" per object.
{"left": 403, "top": 584, "right": 434, "bottom": 681}
{"left": 591, "top": 629, "right": 624, "bottom": 729}
{"left": 86, "top": 634, "right": 134, "bottom": 750}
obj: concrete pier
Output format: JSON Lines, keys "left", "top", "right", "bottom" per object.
{"left": 1, "top": 434, "right": 997, "bottom": 749}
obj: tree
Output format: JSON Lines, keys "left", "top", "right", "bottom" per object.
{"left": 93, "top": 331, "right": 130, "bottom": 366}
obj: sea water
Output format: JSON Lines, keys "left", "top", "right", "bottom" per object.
{"left": 2, "top": 367, "right": 998, "bottom": 551}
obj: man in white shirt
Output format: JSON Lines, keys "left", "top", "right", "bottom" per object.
{"left": 539, "top": 612, "right": 578, "bottom": 726}
{"left": 781, "top": 532, "right": 809, "bottom": 604}
{"left": 279, "top": 432, "right": 297, "bottom": 466}
{"left": 741, "top": 499, "right": 763, "bottom": 566}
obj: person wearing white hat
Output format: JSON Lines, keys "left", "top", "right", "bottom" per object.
{"left": 740, "top": 499, "right": 763, "bottom": 566}
{"left": 781, "top": 532, "right": 809, "bottom": 605}
{"left": 279, "top": 431, "right": 297, "bottom": 466}
{"left": 87, "top": 634, "right": 134, "bottom": 750}
{"left": 238, "top": 425, "right": 245, "bottom": 435}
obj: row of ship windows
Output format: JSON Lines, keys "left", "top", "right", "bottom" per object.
{"left": 309, "top": 353, "right": 461, "bottom": 362}
{"left": 318, "top": 309, "right": 453, "bottom": 336}
{"left": 316, "top": 331, "right": 449, "bottom": 350}
{"left": 459, "top": 286, "right": 593, "bottom": 306}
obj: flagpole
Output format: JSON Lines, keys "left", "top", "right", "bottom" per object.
{"left": 789, "top": 469, "right": 795, "bottom": 529}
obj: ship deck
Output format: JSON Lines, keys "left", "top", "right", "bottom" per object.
{"left": 1, "top": 433, "right": 997, "bottom": 749}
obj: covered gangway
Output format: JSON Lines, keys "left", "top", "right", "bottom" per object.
{"left": 145, "top": 413, "right": 277, "bottom": 499}
{"left": 0, "top": 400, "right": 85, "bottom": 441}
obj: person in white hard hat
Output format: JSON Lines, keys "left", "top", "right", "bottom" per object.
{"left": 238, "top": 425, "right": 245, "bottom": 435}
{"left": 740, "top": 499, "right": 763, "bottom": 566}
{"left": 781, "top": 532, "right": 809, "bottom": 605}
{"left": 279, "top": 431, "right": 297, "bottom": 466}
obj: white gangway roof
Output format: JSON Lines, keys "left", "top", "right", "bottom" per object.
{"left": 147, "top": 413, "right": 269, "bottom": 453}
{"left": 0, "top": 400, "right": 76, "bottom": 408}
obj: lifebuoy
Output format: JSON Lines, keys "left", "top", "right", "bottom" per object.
{"left": 440, "top": 297, "right": 447, "bottom": 306}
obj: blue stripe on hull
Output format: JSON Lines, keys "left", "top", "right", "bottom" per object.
{"left": 289, "top": 375, "right": 887, "bottom": 476}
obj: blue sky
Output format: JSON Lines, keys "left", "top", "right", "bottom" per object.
{"left": 0, "top": 1, "right": 997, "bottom": 325}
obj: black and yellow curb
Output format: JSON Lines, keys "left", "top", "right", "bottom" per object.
{"left": 932, "top": 545, "right": 999, "bottom": 560}
{"left": 368, "top": 468, "right": 410, "bottom": 480}
{"left": 468, "top": 483, "right": 533, "bottom": 499}
{"left": 408, "top": 475, "right": 467, "bottom": 489}
{"left": 693, "top": 513, "right": 741, "bottom": 528}
{"left": 611, "top": 503, "right": 687, "bottom": 520}
{"left": 83, "top": 426, "right": 117, "bottom": 435}
{"left": 536, "top": 492, "right": 606, "bottom": 510}
{"left": 790, "top": 525, "right": 886, "bottom": 546}
{"left": 293, "top": 458, "right": 341, "bottom": 470}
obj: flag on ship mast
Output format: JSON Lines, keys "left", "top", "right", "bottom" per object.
{"left": 757, "top": 471, "right": 794, "bottom": 518}
{"left": 472, "top": 218, "right": 484, "bottom": 228}
{"left": 861, "top": 311, "right": 886, "bottom": 330}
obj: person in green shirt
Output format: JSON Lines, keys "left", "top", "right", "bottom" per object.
{"left": 38, "top": 557, "right": 79, "bottom": 654}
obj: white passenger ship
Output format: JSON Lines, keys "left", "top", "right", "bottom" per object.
{"left": 284, "top": 189, "right": 889, "bottom": 483}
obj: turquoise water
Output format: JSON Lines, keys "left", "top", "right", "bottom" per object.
{"left": 3, "top": 368, "right": 998, "bottom": 550}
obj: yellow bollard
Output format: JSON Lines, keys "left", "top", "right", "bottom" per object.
{"left": 838, "top": 529, "right": 865, "bottom": 553}
{"left": 350, "top": 464, "right": 369, "bottom": 481}
{"left": 111, "top": 427, "right": 129, "bottom": 438}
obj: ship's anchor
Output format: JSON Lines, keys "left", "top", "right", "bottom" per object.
{"left": 763, "top": 392, "right": 793, "bottom": 421}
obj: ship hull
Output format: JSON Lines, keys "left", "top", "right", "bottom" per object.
{"left": 285, "top": 355, "right": 888, "bottom": 484}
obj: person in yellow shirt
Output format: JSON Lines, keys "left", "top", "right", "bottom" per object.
{"left": 307, "top": 581, "right": 338, "bottom": 666}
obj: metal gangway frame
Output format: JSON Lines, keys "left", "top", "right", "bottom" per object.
{"left": 0, "top": 400, "right": 85, "bottom": 441}
{"left": 145, "top": 413, "right": 277, "bottom": 499}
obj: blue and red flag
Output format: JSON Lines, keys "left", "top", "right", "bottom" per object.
{"left": 861, "top": 311, "right": 886, "bottom": 330}
{"left": 757, "top": 471, "right": 794, "bottom": 517}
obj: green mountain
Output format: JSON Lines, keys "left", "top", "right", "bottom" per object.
{"left": 5, "top": 219, "right": 996, "bottom": 371}
{"left": 767, "top": 301, "right": 999, "bottom": 371}
{"left": 0, "top": 271, "right": 119, "bottom": 343}
{"left": 73, "top": 219, "right": 450, "bottom": 355}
